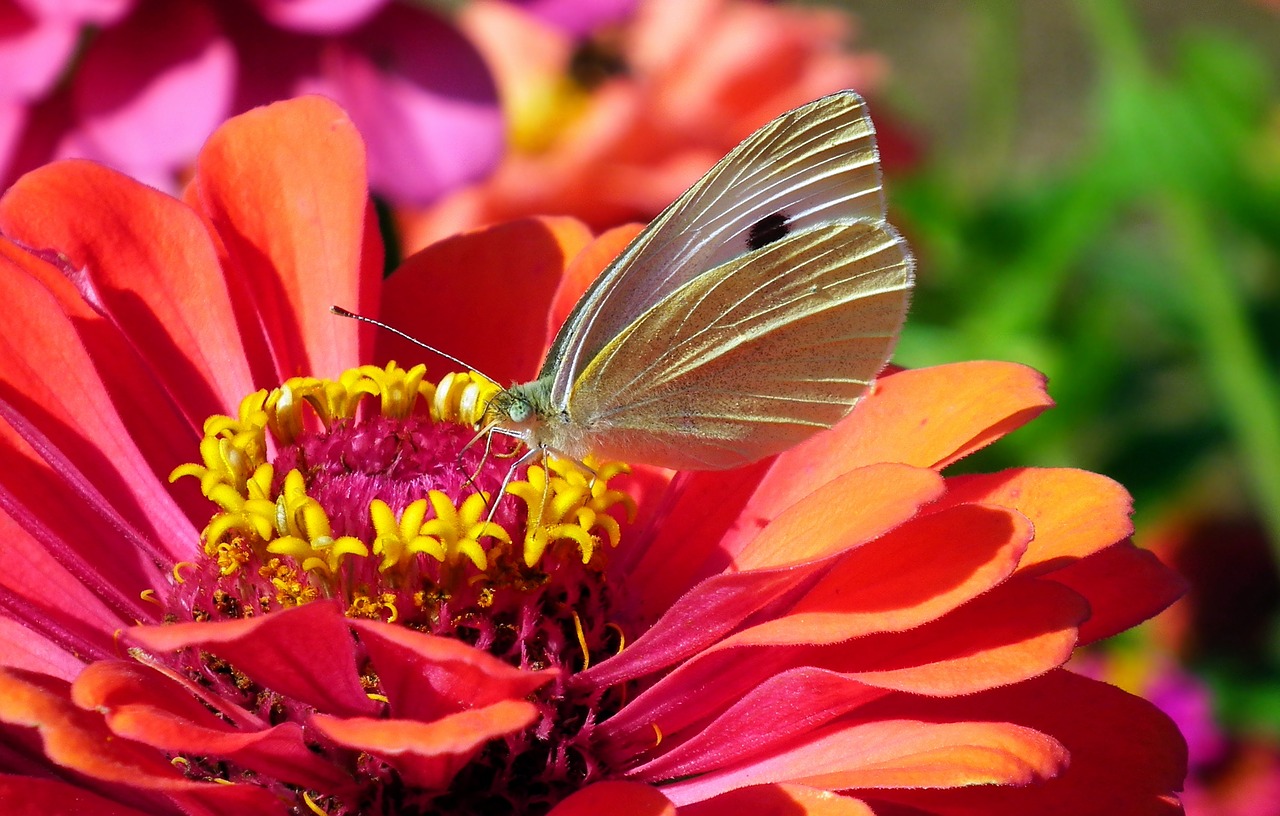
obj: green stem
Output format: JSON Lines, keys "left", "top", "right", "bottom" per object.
{"left": 1161, "top": 193, "right": 1280, "bottom": 553}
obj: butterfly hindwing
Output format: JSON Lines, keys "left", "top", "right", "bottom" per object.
{"left": 564, "top": 220, "right": 913, "bottom": 470}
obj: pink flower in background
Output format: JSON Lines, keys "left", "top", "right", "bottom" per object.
{"left": 401, "top": 0, "right": 894, "bottom": 252}
{"left": 0, "top": 0, "right": 503, "bottom": 203}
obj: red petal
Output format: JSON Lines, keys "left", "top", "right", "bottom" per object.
{"left": 309, "top": 700, "right": 537, "bottom": 789}
{"left": 866, "top": 669, "right": 1186, "bottom": 815}
{"left": 188, "top": 95, "right": 379, "bottom": 382}
{"left": 0, "top": 241, "right": 196, "bottom": 572}
{"left": 628, "top": 462, "right": 943, "bottom": 623}
{"left": 661, "top": 718, "right": 1067, "bottom": 806}
{"left": 681, "top": 784, "right": 876, "bottom": 816}
{"left": 547, "top": 782, "right": 675, "bottom": 816}
{"left": 347, "top": 617, "right": 555, "bottom": 720}
{"left": 379, "top": 216, "right": 592, "bottom": 384}
{"left": 729, "top": 363, "right": 1053, "bottom": 544}
{"left": 0, "top": 160, "right": 255, "bottom": 423}
{"left": 0, "top": 774, "right": 155, "bottom": 816}
{"left": 1047, "top": 541, "right": 1187, "bottom": 644}
{"left": 587, "top": 464, "right": 944, "bottom": 688}
{"left": 944, "top": 468, "right": 1134, "bottom": 570}
{"left": 604, "top": 504, "right": 1036, "bottom": 759}
{"left": 125, "top": 602, "right": 378, "bottom": 718}
{"left": 72, "top": 660, "right": 348, "bottom": 792}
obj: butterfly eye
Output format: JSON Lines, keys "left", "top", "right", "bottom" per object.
{"left": 506, "top": 397, "right": 533, "bottom": 424}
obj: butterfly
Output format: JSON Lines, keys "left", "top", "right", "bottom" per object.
{"left": 479, "top": 90, "right": 914, "bottom": 473}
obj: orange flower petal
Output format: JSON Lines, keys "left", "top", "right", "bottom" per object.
{"left": 627, "top": 463, "right": 944, "bottom": 622}
{"left": 1046, "top": 541, "right": 1187, "bottom": 645}
{"left": 0, "top": 667, "right": 207, "bottom": 791}
{"left": 126, "top": 601, "right": 378, "bottom": 718}
{"left": 379, "top": 216, "right": 592, "bottom": 384}
{"left": 866, "top": 669, "right": 1186, "bottom": 815}
{"left": 0, "top": 161, "right": 255, "bottom": 418}
{"left": 661, "top": 718, "right": 1067, "bottom": 806}
{"left": 347, "top": 617, "right": 556, "bottom": 720}
{"left": 681, "top": 784, "right": 876, "bottom": 816}
{"left": 546, "top": 781, "right": 675, "bottom": 816}
{"left": 944, "top": 468, "right": 1134, "bottom": 569}
{"left": 743, "top": 502, "right": 1032, "bottom": 644}
{"left": 733, "top": 362, "right": 1054, "bottom": 533}
{"left": 733, "top": 464, "right": 949, "bottom": 571}
{"left": 71, "top": 660, "right": 349, "bottom": 792}
{"left": 815, "top": 576, "right": 1086, "bottom": 695}
{"left": 187, "top": 95, "right": 379, "bottom": 382}
{"left": 309, "top": 700, "right": 537, "bottom": 790}
{"left": 587, "top": 464, "right": 944, "bottom": 688}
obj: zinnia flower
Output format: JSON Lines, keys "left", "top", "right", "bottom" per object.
{"left": 402, "top": 0, "right": 894, "bottom": 251}
{"left": 0, "top": 0, "right": 502, "bottom": 204}
{"left": 0, "top": 97, "right": 1187, "bottom": 814}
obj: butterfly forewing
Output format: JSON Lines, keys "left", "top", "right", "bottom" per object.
{"left": 563, "top": 220, "right": 913, "bottom": 471}
{"left": 547, "top": 91, "right": 885, "bottom": 407}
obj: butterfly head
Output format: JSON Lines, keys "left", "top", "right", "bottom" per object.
{"left": 480, "top": 378, "right": 566, "bottom": 454}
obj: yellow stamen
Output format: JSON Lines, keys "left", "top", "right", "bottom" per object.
{"left": 573, "top": 611, "right": 590, "bottom": 671}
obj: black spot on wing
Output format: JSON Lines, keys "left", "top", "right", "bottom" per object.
{"left": 747, "top": 212, "right": 790, "bottom": 251}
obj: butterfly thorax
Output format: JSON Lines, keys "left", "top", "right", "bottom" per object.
{"left": 487, "top": 377, "right": 585, "bottom": 459}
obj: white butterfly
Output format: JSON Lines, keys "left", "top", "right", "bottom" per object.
{"left": 483, "top": 90, "right": 914, "bottom": 472}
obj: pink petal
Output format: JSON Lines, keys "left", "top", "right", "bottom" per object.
{"left": 313, "top": 3, "right": 503, "bottom": 205}
{"left": 251, "top": 0, "right": 387, "bottom": 33}
{"left": 0, "top": 4, "right": 78, "bottom": 101}
{"left": 510, "top": 0, "right": 638, "bottom": 35}
{"left": 15, "top": 0, "right": 131, "bottom": 25}
{"left": 70, "top": 0, "right": 235, "bottom": 181}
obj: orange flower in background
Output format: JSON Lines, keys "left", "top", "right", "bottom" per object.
{"left": 0, "top": 97, "right": 1185, "bottom": 813}
{"left": 401, "top": 0, "right": 894, "bottom": 252}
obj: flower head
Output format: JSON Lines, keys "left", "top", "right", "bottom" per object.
{"left": 403, "top": 0, "right": 895, "bottom": 250}
{"left": 0, "top": 0, "right": 502, "bottom": 203}
{"left": 0, "top": 97, "right": 1187, "bottom": 814}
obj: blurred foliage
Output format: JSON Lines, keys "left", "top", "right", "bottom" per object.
{"left": 884, "top": 0, "right": 1280, "bottom": 734}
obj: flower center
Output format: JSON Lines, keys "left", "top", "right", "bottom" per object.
{"left": 167, "top": 363, "right": 637, "bottom": 813}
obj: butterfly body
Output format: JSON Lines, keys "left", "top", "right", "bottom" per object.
{"left": 482, "top": 90, "right": 914, "bottom": 472}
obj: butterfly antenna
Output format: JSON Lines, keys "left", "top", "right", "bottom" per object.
{"left": 330, "top": 305, "right": 501, "bottom": 385}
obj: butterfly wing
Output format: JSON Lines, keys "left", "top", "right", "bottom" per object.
{"left": 545, "top": 91, "right": 886, "bottom": 407}
{"left": 562, "top": 220, "right": 913, "bottom": 471}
